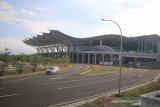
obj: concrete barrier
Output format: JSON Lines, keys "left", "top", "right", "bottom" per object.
{"left": 140, "top": 90, "right": 160, "bottom": 107}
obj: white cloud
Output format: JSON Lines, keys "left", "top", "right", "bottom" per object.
{"left": 110, "top": 0, "right": 160, "bottom": 36}
{"left": 66, "top": 0, "right": 160, "bottom": 37}
{"left": 0, "top": 37, "right": 36, "bottom": 54}
{"left": 21, "top": 9, "right": 36, "bottom": 16}
{"left": 34, "top": 7, "right": 44, "bottom": 12}
{"left": 0, "top": 1, "right": 16, "bottom": 23}
{"left": 21, "top": 19, "right": 49, "bottom": 33}
{"left": 0, "top": 0, "right": 12, "bottom": 10}
{"left": 0, "top": 1, "right": 50, "bottom": 33}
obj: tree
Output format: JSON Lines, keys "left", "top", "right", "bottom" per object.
{"left": 41, "top": 57, "right": 49, "bottom": 70}
{"left": 0, "top": 48, "right": 11, "bottom": 76}
{"left": 17, "top": 53, "right": 29, "bottom": 62}
{"left": 62, "top": 58, "right": 70, "bottom": 67}
{"left": 10, "top": 55, "right": 18, "bottom": 69}
{"left": 15, "top": 53, "right": 29, "bottom": 74}
{"left": 16, "top": 61, "right": 24, "bottom": 74}
{"left": 30, "top": 55, "right": 40, "bottom": 72}
{"left": 48, "top": 57, "right": 56, "bottom": 66}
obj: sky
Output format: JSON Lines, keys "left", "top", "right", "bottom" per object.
{"left": 0, "top": 0, "right": 160, "bottom": 54}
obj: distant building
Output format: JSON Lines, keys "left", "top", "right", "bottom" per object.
{"left": 23, "top": 30, "right": 160, "bottom": 67}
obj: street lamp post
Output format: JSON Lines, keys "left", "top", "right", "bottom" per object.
{"left": 101, "top": 19, "right": 123, "bottom": 96}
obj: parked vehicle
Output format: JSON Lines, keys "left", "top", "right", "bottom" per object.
{"left": 46, "top": 66, "right": 59, "bottom": 75}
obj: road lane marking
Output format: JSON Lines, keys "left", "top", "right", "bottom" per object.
{"left": 49, "top": 73, "right": 77, "bottom": 80}
{"left": 0, "top": 94, "right": 19, "bottom": 98}
{"left": 50, "top": 68, "right": 145, "bottom": 81}
{"left": 41, "top": 77, "right": 103, "bottom": 85}
{"left": 50, "top": 73, "right": 78, "bottom": 80}
{"left": 57, "top": 78, "right": 119, "bottom": 90}
{"left": 42, "top": 69, "right": 147, "bottom": 86}
{"left": 41, "top": 75, "right": 118, "bottom": 85}
{"left": 50, "top": 74, "right": 84, "bottom": 80}
{"left": 57, "top": 72, "right": 147, "bottom": 90}
{"left": 138, "top": 75, "right": 143, "bottom": 77}
{"left": 3, "top": 75, "right": 45, "bottom": 84}
{"left": 0, "top": 87, "right": 5, "bottom": 90}
{"left": 50, "top": 76, "right": 154, "bottom": 107}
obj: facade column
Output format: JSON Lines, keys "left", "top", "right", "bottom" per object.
{"left": 67, "top": 44, "right": 70, "bottom": 60}
{"left": 77, "top": 53, "right": 79, "bottom": 63}
{"left": 41, "top": 48, "right": 45, "bottom": 53}
{"left": 45, "top": 47, "right": 49, "bottom": 53}
{"left": 56, "top": 44, "right": 59, "bottom": 52}
{"left": 100, "top": 39, "right": 102, "bottom": 52}
{"left": 94, "top": 53, "right": 97, "bottom": 64}
{"left": 74, "top": 45, "right": 76, "bottom": 52}
{"left": 61, "top": 44, "right": 65, "bottom": 52}
{"left": 102, "top": 53, "right": 104, "bottom": 64}
{"left": 100, "top": 39, "right": 102, "bottom": 46}
{"left": 39, "top": 48, "right": 42, "bottom": 53}
{"left": 111, "top": 54, "right": 113, "bottom": 65}
{"left": 36, "top": 48, "right": 41, "bottom": 54}
{"left": 71, "top": 53, "right": 74, "bottom": 63}
{"left": 49, "top": 47, "right": 53, "bottom": 53}
{"left": 88, "top": 53, "right": 90, "bottom": 64}
{"left": 152, "top": 39, "right": 154, "bottom": 52}
{"left": 70, "top": 52, "right": 74, "bottom": 63}
{"left": 138, "top": 41, "right": 140, "bottom": 52}
{"left": 82, "top": 53, "right": 84, "bottom": 64}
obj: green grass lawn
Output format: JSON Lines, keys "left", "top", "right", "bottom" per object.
{"left": 60, "top": 63, "right": 74, "bottom": 71}
{"left": 81, "top": 64, "right": 129, "bottom": 75}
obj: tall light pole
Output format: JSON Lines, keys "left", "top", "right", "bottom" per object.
{"left": 101, "top": 19, "right": 123, "bottom": 96}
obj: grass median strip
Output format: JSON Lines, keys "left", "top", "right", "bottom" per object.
{"left": 81, "top": 64, "right": 129, "bottom": 75}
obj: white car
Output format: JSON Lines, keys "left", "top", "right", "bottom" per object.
{"left": 46, "top": 66, "right": 60, "bottom": 75}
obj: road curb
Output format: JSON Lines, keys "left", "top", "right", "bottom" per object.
{"left": 51, "top": 70, "right": 160, "bottom": 107}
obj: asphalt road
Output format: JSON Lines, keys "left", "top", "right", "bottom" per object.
{"left": 0, "top": 64, "right": 159, "bottom": 107}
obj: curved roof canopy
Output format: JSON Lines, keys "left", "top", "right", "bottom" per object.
{"left": 23, "top": 30, "right": 160, "bottom": 51}
{"left": 23, "top": 30, "right": 130, "bottom": 46}
{"left": 23, "top": 30, "right": 86, "bottom": 46}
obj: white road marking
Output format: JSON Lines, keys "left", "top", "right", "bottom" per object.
{"left": 50, "top": 73, "right": 78, "bottom": 80}
{"left": 57, "top": 78, "right": 118, "bottom": 90}
{"left": 50, "top": 74, "right": 84, "bottom": 80}
{"left": 3, "top": 75, "right": 45, "bottom": 84}
{"left": 41, "top": 77, "right": 102, "bottom": 85}
{"left": 42, "top": 69, "right": 147, "bottom": 86}
{"left": 41, "top": 74, "right": 118, "bottom": 85}
{"left": 49, "top": 75, "right": 154, "bottom": 107}
{"left": 0, "top": 87, "right": 5, "bottom": 90}
{"left": 138, "top": 75, "right": 143, "bottom": 77}
{"left": 57, "top": 72, "right": 147, "bottom": 90}
{"left": 0, "top": 94, "right": 19, "bottom": 98}
{"left": 50, "top": 74, "right": 73, "bottom": 80}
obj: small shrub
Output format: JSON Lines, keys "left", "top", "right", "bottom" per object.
{"left": 16, "top": 62, "right": 24, "bottom": 74}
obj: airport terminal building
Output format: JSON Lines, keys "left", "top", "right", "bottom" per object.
{"left": 23, "top": 30, "right": 160, "bottom": 67}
